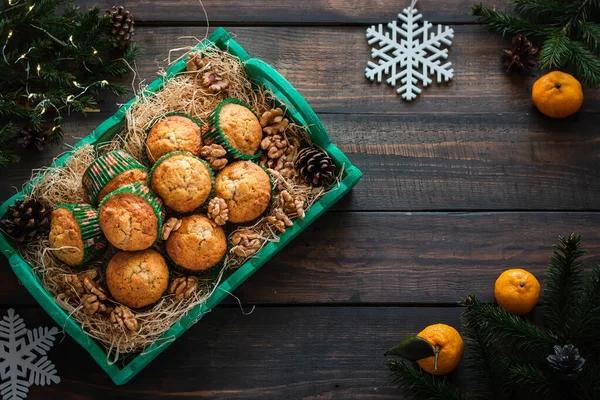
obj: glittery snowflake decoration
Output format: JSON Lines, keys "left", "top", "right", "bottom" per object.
{"left": 0, "top": 309, "right": 60, "bottom": 400}
{"left": 365, "top": 6, "right": 454, "bottom": 101}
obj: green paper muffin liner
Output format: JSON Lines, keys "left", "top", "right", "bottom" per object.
{"left": 143, "top": 112, "right": 204, "bottom": 164}
{"left": 98, "top": 183, "right": 165, "bottom": 246}
{"left": 54, "top": 203, "right": 107, "bottom": 265}
{"left": 148, "top": 151, "right": 215, "bottom": 210}
{"left": 82, "top": 150, "right": 148, "bottom": 206}
{"left": 205, "top": 98, "right": 262, "bottom": 161}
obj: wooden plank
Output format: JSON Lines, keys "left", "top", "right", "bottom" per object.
{"left": 78, "top": 0, "right": 509, "bottom": 24}
{"left": 19, "top": 306, "right": 464, "bottom": 399}
{"left": 124, "top": 26, "right": 600, "bottom": 114}
{"left": 2, "top": 212, "right": 599, "bottom": 306}
{"left": 2, "top": 111, "right": 599, "bottom": 211}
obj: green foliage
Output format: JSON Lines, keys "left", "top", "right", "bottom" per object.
{"left": 387, "top": 359, "right": 469, "bottom": 400}
{"left": 0, "top": 0, "right": 139, "bottom": 167}
{"left": 385, "top": 235, "right": 600, "bottom": 400}
{"left": 472, "top": 0, "right": 600, "bottom": 87}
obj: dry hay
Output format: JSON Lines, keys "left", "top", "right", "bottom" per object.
{"left": 16, "top": 41, "right": 342, "bottom": 362}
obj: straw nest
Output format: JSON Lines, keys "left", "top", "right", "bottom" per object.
{"left": 18, "top": 42, "right": 341, "bottom": 362}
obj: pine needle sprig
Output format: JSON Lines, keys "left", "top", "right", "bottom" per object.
{"left": 464, "top": 296, "right": 556, "bottom": 354}
{"left": 387, "top": 359, "right": 470, "bottom": 400}
{"left": 543, "top": 234, "right": 586, "bottom": 341}
{"left": 568, "top": 265, "right": 600, "bottom": 352}
{"left": 508, "top": 363, "right": 557, "bottom": 399}
{"left": 472, "top": 1, "right": 600, "bottom": 87}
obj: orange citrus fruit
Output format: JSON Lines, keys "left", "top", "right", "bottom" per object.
{"left": 494, "top": 268, "right": 540, "bottom": 315}
{"left": 416, "top": 323, "right": 464, "bottom": 375}
{"left": 532, "top": 71, "right": 583, "bottom": 118}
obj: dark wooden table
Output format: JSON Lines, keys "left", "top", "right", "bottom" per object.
{"left": 1, "top": 1, "right": 599, "bottom": 398}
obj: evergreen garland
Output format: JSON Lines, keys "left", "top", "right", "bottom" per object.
{"left": 472, "top": 0, "right": 600, "bottom": 87}
{"left": 387, "top": 234, "right": 600, "bottom": 400}
{"left": 0, "top": 0, "right": 140, "bottom": 167}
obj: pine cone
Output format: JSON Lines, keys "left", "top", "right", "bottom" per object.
{"left": 18, "top": 126, "right": 49, "bottom": 151}
{"left": 0, "top": 198, "right": 50, "bottom": 243}
{"left": 547, "top": 344, "right": 585, "bottom": 381}
{"left": 503, "top": 34, "right": 538, "bottom": 73}
{"left": 295, "top": 147, "right": 336, "bottom": 186}
{"left": 107, "top": 6, "right": 135, "bottom": 50}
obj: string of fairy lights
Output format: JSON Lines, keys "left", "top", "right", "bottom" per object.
{"left": 3, "top": 0, "right": 117, "bottom": 134}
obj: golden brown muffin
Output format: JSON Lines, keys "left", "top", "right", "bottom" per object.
{"left": 165, "top": 214, "right": 226, "bottom": 272}
{"left": 48, "top": 208, "right": 85, "bottom": 267}
{"left": 150, "top": 153, "right": 213, "bottom": 213}
{"left": 97, "top": 169, "right": 148, "bottom": 204}
{"left": 214, "top": 161, "right": 271, "bottom": 223}
{"left": 146, "top": 115, "right": 203, "bottom": 163}
{"left": 106, "top": 249, "right": 169, "bottom": 309}
{"left": 219, "top": 103, "right": 262, "bottom": 156}
{"left": 99, "top": 191, "right": 160, "bottom": 251}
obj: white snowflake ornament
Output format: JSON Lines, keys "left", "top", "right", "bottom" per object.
{"left": 365, "top": 3, "right": 454, "bottom": 101}
{"left": 0, "top": 309, "right": 60, "bottom": 400}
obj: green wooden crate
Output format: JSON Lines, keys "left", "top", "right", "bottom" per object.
{"left": 0, "top": 28, "right": 362, "bottom": 385}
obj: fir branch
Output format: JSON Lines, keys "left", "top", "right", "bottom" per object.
{"left": 508, "top": 363, "right": 556, "bottom": 399}
{"left": 578, "top": 21, "right": 600, "bottom": 55}
{"left": 387, "top": 359, "right": 470, "bottom": 400}
{"left": 464, "top": 296, "right": 556, "bottom": 354}
{"left": 512, "top": 0, "right": 577, "bottom": 22}
{"left": 539, "top": 30, "right": 571, "bottom": 70}
{"left": 0, "top": 123, "right": 20, "bottom": 168}
{"left": 570, "top": 40, "right": 600, "bottom": 87}
{"left": 569, "top": 265, "right": 600, "bottom": 352}
{"left": 471, "top": 4, "right": 549, "bottom": 38}
{"left": 461, "top": 300, "right": 511, "bottom": 400}
{"left": 543, "top": 234, "right": 587, "bottom": 341}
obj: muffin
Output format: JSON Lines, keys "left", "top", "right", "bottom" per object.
{"left": 165, "top": 214, "right": 226, "bottom": 272}
{"left": 145, "top": 115, "right": 203, "bottom": 163}
{"left": 205, "top": 98, "right": 262, "bottom": 160}
{"left": 149, "top": 151, "right": 214, "bottom": 213}
{"left": 48, "top": 204, "right": 106, "bottom": 267}
{"left": 83, "top": 150, "right": 148, "bottom": 206}
{"left": 98, "top": 183, "right": 163, "bottom": 251}
{"left": 214, "top": 161, "right": 271, "bottom": 223}
{"left": 106, "top": 249, "right": 169, "bottom": 309}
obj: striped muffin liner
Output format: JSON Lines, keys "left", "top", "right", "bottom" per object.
{"left": 148, "top": 151, "right": 215, "bottom": 210}
{"left": 205, "top": 98, "right": 262, "bottom": 161}
{"left": 54, "top": 203, "right": 107, "bottom": 265}
{"left": 82, "top": 150, "right": 148, "bottom": 206}
{"left": 143, "top": 112, "right": 204, "bottom": 164}
{"left": 98, "top": 183, "right": 165, "bottom": 246}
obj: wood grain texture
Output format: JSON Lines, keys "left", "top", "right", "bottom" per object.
{"left": 77, "top": 0, "right": 509, "bottom": 24}
{"left": 18, "top": 306, "right": 464, "bottom": 399}
{"left": 2, "top": 212, "right": 599, "bottom": 306}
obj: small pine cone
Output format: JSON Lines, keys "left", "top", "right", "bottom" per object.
{"left": 207, "top": 197, "right": 228, "bottom": 226}
{"left": 230, "top": 229, "right": 262, "bottom": 257}
{"left": 260, "top": 108, "right": 289, "bottom": 135}
{"left": 110, "top": 305, "right": 139, "bottom": 332}
{"left": 186, "top": 51, "right": 207, "bottom": 72}
{"left": 0, "top": 198, "right": 51, "bottom": 244}
{"left": 161, "top": 217, "right": 182, "bottom": 240}
{"left": 81, "top": 294, "right": 110, "bottom": 316}
{"left": 18, "top": 126, "right": 50, "bottom": 151}
{"left": 200, "top": 144, "right": 228, "bottom": 171}
{"left": 201, "top": 71, "right": 229, "bottom": 93}
{"left": 502, "top": 34, "right": 538, "bottom": 73}
{"left": 169, "top": 276, "right": 198, "bottom": 300}
{"left": 265, "top": 208, "right": 294, "bottom": 233}
{"left": 547, "top": 344, "right": 586, "bottom": 381}
{"left": 107, "top": 6, "right": 135, "bottom": 50}
{"left": 295, "top": 147, "right": 336, "bottom": 187}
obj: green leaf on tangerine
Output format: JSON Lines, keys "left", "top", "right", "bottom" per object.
{"left": 384, "top": 336, "right": 435, "bottom": 361}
